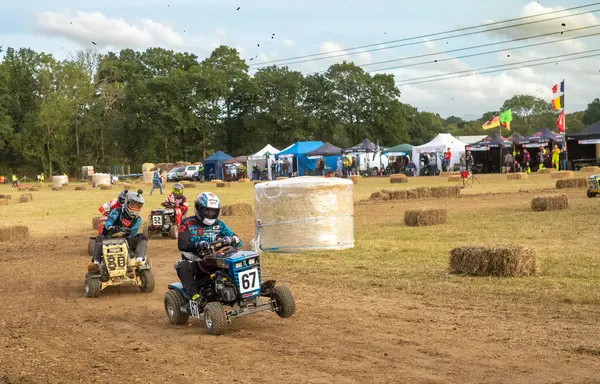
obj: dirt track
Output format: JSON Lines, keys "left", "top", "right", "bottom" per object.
{"left": 2, "top": 190, "right": 600, "bottom": 383}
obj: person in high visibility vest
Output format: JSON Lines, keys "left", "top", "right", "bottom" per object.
{"left": 12, "top": 174, "right": 19, "bottom": 188}
{"left": 551, "top": 144, "right": 560, "bottom": 171}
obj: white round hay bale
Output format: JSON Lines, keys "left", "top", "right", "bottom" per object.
{"left": 52, "top": 175, "right": 68, "bottom": 188}
{"left": 92, "top": 173, "right": 111, "bottom": 187}
{"left": 142, "top": 171, "right": 154, "bottom": 184}
{"left": 254, "top": 176, "right": 354, "bottom": 253}
{"left": 142, "top": 163, "right": 155, "bottom": 173}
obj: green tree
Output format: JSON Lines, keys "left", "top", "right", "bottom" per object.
{"left": 583, "top": 98, "right": 600, "bottom": 126}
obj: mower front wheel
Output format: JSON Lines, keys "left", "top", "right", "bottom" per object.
{"left": 271, "top": 285, "right": 296, "bottom": 319}
{"left": 203, "top": 302, "right": 228, "bottom": 335}
{"left": 138, "top": 269, "right": 155, "bottom": 293}
{"left": 170, "top": 225, "right": 179, "bottom": 239}
{"left": 87, "top": 239, "right": 95, "bottom": 256}
{"left": 84, "top": 277, "right": 100, "bottom": 298}
{"left": 587, "top": 189, "right": 596, "bottom": 198}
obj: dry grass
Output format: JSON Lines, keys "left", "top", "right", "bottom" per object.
{"left": 404, "top": 208, "right": 447, "bottom": 226}
{"left": 0, "top": 225, "right": 29, "bottom": 242}
{"left": 19, "top": 194, "right": 32, "bottom": 203}
{"left": 449, "top": 245, "right": 537, "bottom": 277}
{"left": 122, "top": 183, "right": 131, "bottom": 189}
{"left": 538, "top": 168, "right": 556, "bottom": 174}
{"left": 507, "top": 173, "right": 528, "bottom": 180}
{"left": 531, "top": 194, "right": 569, "bottom": 211}
{"left": 448, "top": 175, "right": 461, "bottom": 182}
{"left": 349, "top": 175, "right": 360, "bottom": 184}
{"left": 390, "top": 174, "right": 408, "bottom": 183}
{"left": 29, "top": 187, "right": 39, "bottom": 192}
{"left": 216, "top": 182, "right": 231, "bottom": 188}
{"left": 0, "top": 199, "right": 8, "bottom": 206}
{"left": 440, "top": 171, "right": 460, "bottom": 177}
{"left": 99, "top": 185, "right": 111, "bottom": 190}
{"left": 551, "top": 171, "right": 573, "bottom": 179}
{"left": 51, "top": 187, "right": 62, "bottom": 191}
{"left": 221, "top": 202, "right": 253, "bottom": 216}
{"left": 580, "top": 166, "right": 600, "bottom": 173}
{"left": 92, "top": 216, "right": 101, "bottom": 230}
{"left": 238, "top": 178, "right": 251, "bottom": 184}
{"left": 556, "top": 178, "right": 588, "bottom": 189}
{"left": 276, "top": 177, "right": 288, "bottom": 180}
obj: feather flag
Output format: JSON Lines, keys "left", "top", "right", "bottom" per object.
{"left": 556, "top": 109, "right": 565, "bottom": 133}
{"left": 499, "top": 109, "right": 512, "bottom": 131}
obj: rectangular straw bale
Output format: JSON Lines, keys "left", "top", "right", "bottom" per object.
{"left": 74, "top": 186, "right": 86, "bottom": 191}
{"left": 182, "top": 183, "right": 196, "bottom": 188}
{"left": 19, "top": 194, "right": 32, "bottom": 203}
{"left": 440, "top": 172, "right": 460, "bottom": 177}
{"left": 369, "top": 191, "right": 390, "bottom": 201}
{"left": 556, "top": 178, "right": 587, "bottom": 189}
{"left": 390, "top": 174, "right": 408, "bottom": 184}
{"left": 390, "top": 190, "right": 408, "bottom": 200}
{"left": 507, "top": 173, "right": 528, "bottom": 180}
{"left": 0, "top": 194, "right": 12, "bottom": 199}
{"left": 404, "top": 209, "right": 447, "bottom": 226}
{"left": 407, "top": 189, "right": 418, "bottom": 199}
{"left": 29, "top": 187, "right": 39, "bottom": 192}
{"left": 538, "top": 168, "right": 556, "bottom": 174}
{"left": 580, "top": 166, "right": 600, "bottom": 173}
{"left": 216, "top": 182, "right": 230, "bottom": 188}
{"left": 448, "top": 175, "right": 461, "bottom": 182}
{"left": 531, "top": 194, "right": 569, "bottom": 211}
{"left": 0, "top": 199, "right": 7, "bottom": 206}
{"left": 430, "top": 186, "right": 460, "bottom": 198}
{"left": 238, "top": 178, "right": 251, "bottom": 184}
{"left": 449, "top": 245, "right": 537, "bottom": 277}
{"left": 210, "top": 179, "right": 223, "bottom": 184}
{"left": 414, "top": 187, "right": 431, "bottom": 198}
{"left": 551, "top": 171, "right": 573, "bottom": 179}
{"left": 0, "top": 226, "right": 29, "bottom": 242}
{"left": 221, "top": 203, "right": 253, "bottom": 216}
{"left": 51, "top": 187, "right": 62, "bottom": 191}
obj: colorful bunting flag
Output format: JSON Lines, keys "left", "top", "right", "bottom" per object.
{"left": 551, "top": 95, "right": 564, "bottom": 110}
{"left": 499, "top": 109, "right": 512, "bottom": 131}
{"left": 552, "top": 80, "right": 564, "bottom": 93}
{"left": 482, "top": 115, "right": 500, "bottom": 130}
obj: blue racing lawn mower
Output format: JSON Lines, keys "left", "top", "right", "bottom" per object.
{"left": 164, "top": 241, "right": 296, "bottom": 335}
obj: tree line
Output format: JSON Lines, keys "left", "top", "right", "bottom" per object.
{"left": 0, "top": 45, "right": 598, "bottom": 176}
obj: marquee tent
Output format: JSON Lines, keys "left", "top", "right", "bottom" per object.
{"left": 468, "top": 132, "right": 512, "bottom": 151}
{"left": 203, "top": 150, "right": 232, "bottom": 180}
{"left": 247, "top": 144, "right": 280, "bottom": 180}
{"left": 305, "top": 142, "right": 343, "bottom": 157}
{"left": 276, "top": 141, "right": 324, "bottom": 176}
{"left": 384, "top": 143, "right": 413, "bottom": 156}
{"left": 508, "top": 132, "right": 525, "bottom": 144}
{"left": 521, "top": 128, "right": 565, "bottom": 147}
{"left": 412, "top": 133, "right": 467, "bottom": 174}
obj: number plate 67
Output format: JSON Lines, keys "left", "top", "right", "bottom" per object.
{"left": 237, "top": 268, "right": 259, "bottom": 294}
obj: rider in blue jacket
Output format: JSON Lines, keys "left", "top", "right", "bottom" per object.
{"left": 176, "top": 192, "right": 242, "bottom": 301}
{"left": 89, "top": 190, "right": 147, "bottom": 272}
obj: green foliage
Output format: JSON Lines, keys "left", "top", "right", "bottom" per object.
{"left": 0, "top": 45, "right": 595, "bottom": 176}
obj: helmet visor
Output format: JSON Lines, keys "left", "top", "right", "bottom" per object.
{"left": 173, "top": 188, "right": 183, "bottom": 196}
{"left": 200, "top": 207, "right": 219, "bottom": 220}
{"left": 128, "top": 201, "right": 143, "bottom": 212}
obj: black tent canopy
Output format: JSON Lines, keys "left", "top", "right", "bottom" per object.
{"left": 508, "top": 132, "right": 525, "bottom": 144}
{"left": 567, "top": 120, "right": 600, "bottom": 142}
{"left": 343, "top": 138, "right": 376, "bottom": 154}
{"left": 521, "top": 128, "right": 565, "bottom": 146}
{"left": 305, "top": 142, "right": 343, "bottom": 157}
{"left": 468, "top": 132, "right": 512, "bottom": 150}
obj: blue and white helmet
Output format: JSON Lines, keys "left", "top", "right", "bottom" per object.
{"left": 195, "top": 192, "right": 220, "bottom": 225}
{"left": 123, "top": 190, "right": 145, "bottom": 219}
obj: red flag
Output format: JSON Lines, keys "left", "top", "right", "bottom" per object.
{"left": 556, "top": 109, "right": 565, "bottom": 133}
{"left": 552, "top": 84, "right": 558, "bottom": 93}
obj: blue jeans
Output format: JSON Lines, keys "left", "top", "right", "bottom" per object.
{"left": 560, "top": 159, "right": 567, "bottom": 171}
{"left": 150, "top": 182, "right": 162, "bottom": 195}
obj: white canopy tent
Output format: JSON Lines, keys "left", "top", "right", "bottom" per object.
{"left": 247, "top": 144, "right": 281, "bottom": 180}
{"left": 412, "top": 133, "right": 468, "bottom": 174}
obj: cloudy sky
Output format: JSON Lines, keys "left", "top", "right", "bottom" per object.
{"left": 1, "top": 0, "right": 599, "bottom": 119}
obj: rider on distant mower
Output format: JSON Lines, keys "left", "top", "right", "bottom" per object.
{"left": 175, "top": 192, "right": 242, "bottom": 302}
{"left": 90, "top": 190, "right": 148, "bottom": 272}
{"left": 98, "top": 190, "right": 129, "bottom": 216}
{"left": 162, "top": 183, "right": 188, "bottom": 225}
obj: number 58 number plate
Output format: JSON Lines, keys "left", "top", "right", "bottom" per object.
{"left": 237, "top": 268, "right": 259, "bottom": 294}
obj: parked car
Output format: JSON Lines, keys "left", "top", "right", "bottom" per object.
{"left": 182, "top": 165, "right": 200, "bottom": 181}
{"left": 166, "top": 167, "right": 184, "bottom": 182}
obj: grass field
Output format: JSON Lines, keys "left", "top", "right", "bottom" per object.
{"left": 1, "top": 173, "right": 600, "bottom": 383}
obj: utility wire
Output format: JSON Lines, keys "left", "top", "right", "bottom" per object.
{"left": 394, "top": 49, "right": 600, "bottom": 86}
{"left": 367, "top": 28, "right": 600, "bottom": 73}
{"left": 250, "top": 2, "right": 600, "bottom": 67}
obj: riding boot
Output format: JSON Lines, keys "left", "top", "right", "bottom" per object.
{"left": 133, "top": 238, "right": 148, "bottom": 263}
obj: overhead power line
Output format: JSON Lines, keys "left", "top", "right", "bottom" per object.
{"left": 366, "top": 28, "right": 600, "bottom": 73}
{"left": 250, "top": 3, "right": 600, "bottom": 67}
{"left": 393, "top": 49, "right": 600, "bottom": 86}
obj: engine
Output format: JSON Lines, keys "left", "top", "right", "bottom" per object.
{"left": 213, "top": 272, "right": 237, "bottom": 304}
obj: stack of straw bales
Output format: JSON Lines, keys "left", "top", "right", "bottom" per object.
{"left": 580, "top": 166, "right": 600, "bottom": 173}
{"left": 183, "top": 183, "right": 196, "bottom": 188}
{"left": 531, "top": 194, "right": 569, "bottom": 211}
{"left": 390, "top": 174, "right": 408, "bottom": 184}
{"left": 404, "top": 209, "right": 447, "bottom": 226}
{"left": 74, "top": 186, "right": 86, "bottom": 191}
{"left": 440, "top": 171, "right": 460, "bottom": 177}
{"left": 538, "top": 168, "right": 556, "bottom": 174}
{"left": 0, "top": 226, "right": 29, "bottom": 242}
{"left": 556, "top": 178, "right": 587, "bottom": 189}
{"left": 0, "top": 194, "right": 11, "bottom": 200}
{"left": 100, "top": 185, "right": 111, "bottom": 190}
{"left": 448, "top": 175, "right": 461, "bottom": 182}
{"left": 366, "top": 186, "right": 460, "bottom": 202}
{"left": 210, "top": 179, "right": 223, "bottom": 184}
{"left": 216, "top": 182, "right": 231, "bottom": 188}
{"left": 221, "top": 203, "right": 253, "bottom": 216}
{"left": 19, "top": 193, "right": 33, "bottom": 203}
{"left": 449, "top": 245, "right": 537, "bottom": 277}
{"left": 507, "top": 173, "right": 528, "bottom": 180}
{"left": 551, "top": 171, "right": 573, "bottom": 179}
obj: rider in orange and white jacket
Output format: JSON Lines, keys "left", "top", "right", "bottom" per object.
{"left": 98, "top": 190, "right": 128, "bottom": 216}
{"left": 162, "top": 183, "right": 188, "bottom": 225}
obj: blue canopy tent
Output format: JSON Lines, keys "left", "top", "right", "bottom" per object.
{"left": 203, "top": 150, "right": 232, "bottom": 180}
{"left": 275, "top": 141, "right": 324, "bottom": 176}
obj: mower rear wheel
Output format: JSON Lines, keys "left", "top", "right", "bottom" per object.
{"left": 170, "top": 225, "right": 178, "bottom": 239}
{"left": 87, "top": 239, "right": 95, "bottom": 256}
{"left": 164, "top": 289, "right": 189, "bottom": 325}
{"left": 84, "top": 277, "right": 100, "bottom": 298}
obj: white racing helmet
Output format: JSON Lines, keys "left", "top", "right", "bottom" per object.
{"left": 123, "top": 190, "right": 145, "bottom": 219}
{"left": 195, "top": 192, "right": 220, "bottom": 225}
